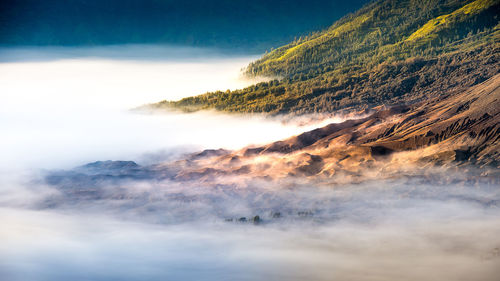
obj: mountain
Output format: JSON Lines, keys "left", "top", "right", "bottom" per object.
{"left": 0, "top": 0, "right": 367, "bottom": 51}
{"left": 155, "top": 0, "right": 500, "bottom": 113}
{"left": 154, "top": 73, "right": 500, "bottom": 186}
{"left": 41, "top": 0, "right": 500, "bottom": 186}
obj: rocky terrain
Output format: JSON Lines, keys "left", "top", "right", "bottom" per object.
{"left": 170, "top": 73, "right": 500, "bottom": 185}
{"left": 47, "top": 73, "right": 500, "bottom": 196}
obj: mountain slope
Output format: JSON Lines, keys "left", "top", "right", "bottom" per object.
{"left": 53, "top": 74, "right": 500, "bottom": 189}
{"left": 153, "top": 0, "right": 500, "bottom": 114}
{"left": 166, "top": 73, "right": 500, "bottom": 184}
{"left": 248, "top": 0, "right": 499, "bottom": 77}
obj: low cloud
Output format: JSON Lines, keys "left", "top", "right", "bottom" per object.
{"left": 1, "top": 46, "right": 499, "bottom": 281}
{"left": 1, "top": 174, "right": 500, "bottom": 281}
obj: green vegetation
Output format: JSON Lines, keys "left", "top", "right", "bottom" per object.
{"left": 153, "top": 0, "right": 500, "bottom": 114}
{"left": 406, "top": 0, "right": 497, "bottom": 42}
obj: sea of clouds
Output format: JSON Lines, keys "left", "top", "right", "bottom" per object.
{"left": 0, "top": 45, "right": 499, "bottom": 281}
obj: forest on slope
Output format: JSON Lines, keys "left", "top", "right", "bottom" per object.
{"left": 154, "top": 0, "right": 500, "bottom": 114}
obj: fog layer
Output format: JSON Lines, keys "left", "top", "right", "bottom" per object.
{"left": 1, "top": 46, "right": 499, "bottom": 281}
{"left": 0, "top": 46, "right": 341, "bottom": 171}
{"left": 1, "top": 179, "right": 499, "bottom": 281}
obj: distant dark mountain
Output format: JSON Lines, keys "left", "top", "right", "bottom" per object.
{"left": 157, "top": 0, "right": 500, "bottom": 113}
{"left": 0, "top": 0, "right": 368, "bottom": 51}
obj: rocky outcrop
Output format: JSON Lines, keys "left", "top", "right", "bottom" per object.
{"left": 161, "top": 73, "right": 500, "bottom": 184}
{"left": 47, "top": 74, "right": 500, "bottom": 191}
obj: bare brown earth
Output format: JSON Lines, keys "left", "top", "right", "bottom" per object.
{"left": 44, "top": 73, "right": 500, "bottom": 210}
{"left": 168, "top": 73, "right": 500, "bottom": 186}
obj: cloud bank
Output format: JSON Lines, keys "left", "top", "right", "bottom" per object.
{"left": 1, "top": 46, "right": 499, "bottom": 281}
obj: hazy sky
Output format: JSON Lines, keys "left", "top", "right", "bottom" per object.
{"left": 0, "top": 0, "right": 368, "bottom": 50}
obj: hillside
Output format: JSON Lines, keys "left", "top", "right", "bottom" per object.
{"left": 159, "top": 73, "right": 500, "bottom": 184}
{"left": 153, "top": 0, "right": 500, "bottom": 114}
{"left": 49, "top": 74, "right": 500, "bottom": 191}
